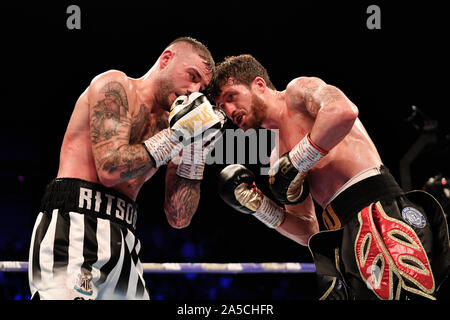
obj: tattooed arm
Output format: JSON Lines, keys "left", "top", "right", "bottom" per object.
{"left": 286, "top": 76, "right": 359, "bottom": 151}
{"left": 89, "top": 72, "right": 153, "bottom": 187}
{"left": 164, "top": 160, "right": 201, "bottom": 228}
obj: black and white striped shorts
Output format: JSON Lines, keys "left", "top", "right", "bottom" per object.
{"left": 28, "top": 178, "right": 150, "bottom": 300}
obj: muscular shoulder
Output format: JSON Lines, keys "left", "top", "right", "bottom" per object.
{"left": 88, "top": 70, "right": 132, "bottom": 107}
{"left": 285, "top": 76, "right": 329, "bottom": 115}
{"left": 89, "top": 70, "right": 131, "bottom": 95}
{"left": 286, "top": 77, "right": 326, "bottom": 103}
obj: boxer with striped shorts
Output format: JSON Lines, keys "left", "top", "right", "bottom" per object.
{"left": 28, "top": 37, "right": 226, "bottom": 299}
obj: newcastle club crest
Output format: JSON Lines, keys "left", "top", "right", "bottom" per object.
{"left": 74, "top": 268, "right": 93, "bottom": 296}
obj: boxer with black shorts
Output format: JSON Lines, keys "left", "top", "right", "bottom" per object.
{"left": 28, "top": 37, "right": 226, "bottom": 299}
{"left": 211, "top": 54, "right": 450, "bottom": 300}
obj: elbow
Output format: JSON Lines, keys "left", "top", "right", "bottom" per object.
{"left": 298, "top": 238, "right": 309, "bottom": 247}
{"left": 97, "top": 171, "right": 117, "bottom": 188}
{"left": 297, "top": 231, "right": 319, "bottom": 247}
{"left": 300, "top": 217, "right": 320, "bottom": 246}
{"left": 329, "top": 102, "right": 358, "bottom": 130}
{"left": 290, "top": 233, "right": 314, "bottom": 247}
{"left": 342, "top": 102, "right": 359, "bottom": 123}
{"left": 165, "top": 209, "right": 193, "bottom": 229}
{"left": 96, "top": 155, "right": 121, "bottom": 187}
{"left": 299, "top": 228, "right": 319, "bottom": 246}
{"left": 168, "top": 220, "right": 191, "bottom": 229}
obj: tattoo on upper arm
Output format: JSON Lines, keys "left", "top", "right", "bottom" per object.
{"left": 101, "top": 81, "right": 129, "bottom": 109}
{"left": 299, "top": 78, "right": 345, "bottom": 117}
{"left": 90, "top": 81, "right": 151, "bottom": 182}
{"left": 314, "top": 85, "right": 344, "bottom": 108}
{"left": 91, "top": 81, "right": 130, "bottom": 145}
{"left": 164, "top": 163, "right": 201, "bottom": 227}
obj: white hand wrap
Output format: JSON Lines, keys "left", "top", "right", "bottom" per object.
{"left": 288, "top": 134, "right": 328, "bottom": 173}
{"left": 253, "top": 196, "right": 286, "bottom": 229}
{"left": 176, "top": 109, "right": 226, "bottom": 180}
{"left": 143, "top": 128, "right": 183, "bottom": 168}
{"left": 176, "top": 138, "right": 205, "bottom": 180}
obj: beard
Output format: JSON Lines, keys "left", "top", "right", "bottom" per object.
{"left": 244, "top": 93, "right": 267, "bottom": 130}
{"left": 155, "top": 75, "right": 176, "bottom": 111}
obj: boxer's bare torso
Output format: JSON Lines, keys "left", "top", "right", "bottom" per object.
{"left": 274, "top": 113, "right": 382, "bottom": 208}
{"left": 213, "top": 59, "right": 385, "bottom": 244}
{"left": 272, "top": 80, "right": 383, "bottom": 208}
{"left": 57, "top": 70, "right": 168, "bottom": 201}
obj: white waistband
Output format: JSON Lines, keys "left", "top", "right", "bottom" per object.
{"left": 324, "top": 167, "right": 381, "bottom": 208}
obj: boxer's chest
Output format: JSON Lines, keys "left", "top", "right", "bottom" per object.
{"left": 276, "top": 116, "right": 310, "bottom": 156}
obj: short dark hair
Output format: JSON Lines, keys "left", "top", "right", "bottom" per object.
{"left": 207, "top": 54, "right": 275, "bottom": 101}
{"left": 167, "top": 36, "right": 215, "bottom": 73}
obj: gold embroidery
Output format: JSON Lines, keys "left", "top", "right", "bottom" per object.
{"left": 354, "top": 202, "right": 435, "bottom": 300}
{"left": 387, "top": 230, "right": 421, "bottom": 250}
{"left": 360, "top": 233, "right": 372, "bottom": 266}
{"left": 319, "top": 277, "right": 337, "bottom": 300}
{"left": 370, "top": 253, "right": 385, "bottom": 290}
{"left": 398, "top": 255, "right": 430, "bottom": 275}
{"left": 354, "top": 205, "right": 396, "bottom": 300}
{"left": 375, "top": 202, "right": 435, "bottom": 295}
{"left": 323, "top": 205, "right": 342, "bottom": 230}
{"left": 334, "top": 247, "right": 349, "bottom": 292}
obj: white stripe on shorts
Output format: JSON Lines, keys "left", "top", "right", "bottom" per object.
{"left": 96, "top": 229, "right": 126, "bottom": 299}
{"left": 91, "top": 218, "right": 111, "bottom": 283}
{"left": 38, "top": 209, "right": 58, "bottom": 293}
{"left": 28, "top": 212, "right": 43, "bottom": 296}
{"left": 66, "top": 212, "right": 86, "bottom": 288}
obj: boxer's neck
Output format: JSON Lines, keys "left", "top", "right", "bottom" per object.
{"left": 135, "top": 66, "right": 162, "bottom": 112}
{"left": 260, "top": 89, "right": 287, "bottom": 130}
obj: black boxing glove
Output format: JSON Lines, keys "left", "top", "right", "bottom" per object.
{"left": 268, "top": 153, "right": 310, "bottom": 205}
{"left": 269, "top": 134, "right": 326, "bottom": 205}
{"left": 218, "top": 164, "right": 285, "bottom": 229}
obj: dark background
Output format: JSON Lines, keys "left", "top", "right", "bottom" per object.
{"left": 0, "top": 1, "right": 449, "bottom": 300}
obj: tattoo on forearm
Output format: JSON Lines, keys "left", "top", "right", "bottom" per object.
{"left": 91, "top": 81, "right": 151, "bottom": 182}
{"left": 100, "top": 144, "right": 150, "bottom": 177}
{"left": 164, "top": 164, "right": 201, "bottom": 227}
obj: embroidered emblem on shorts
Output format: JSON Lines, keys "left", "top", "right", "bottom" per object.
{"left": 401, "top": 207, "right": 426, "bottom": 228}
{"left": 74, "top": 268, "right": 93, "bottom": 296}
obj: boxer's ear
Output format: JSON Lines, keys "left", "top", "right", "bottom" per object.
{"left": 159, "top": 49, "right": 174, "bottom": 69}
{"left": 251, "top": 76, "right": 267, "bottom": 94}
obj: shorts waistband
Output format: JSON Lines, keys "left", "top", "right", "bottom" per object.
{"left": 324, "top": 167, "right": 382, "bottom": 207}
{"left": 40, "top": 178, "right": 138, "bottom": 232}
{"left": 323, "top": 166, "right": 404, "bottom": 229}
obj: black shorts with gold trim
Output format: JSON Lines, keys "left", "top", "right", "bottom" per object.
{"left": 309, "top": 166, "right": 450, "bottom": 300}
